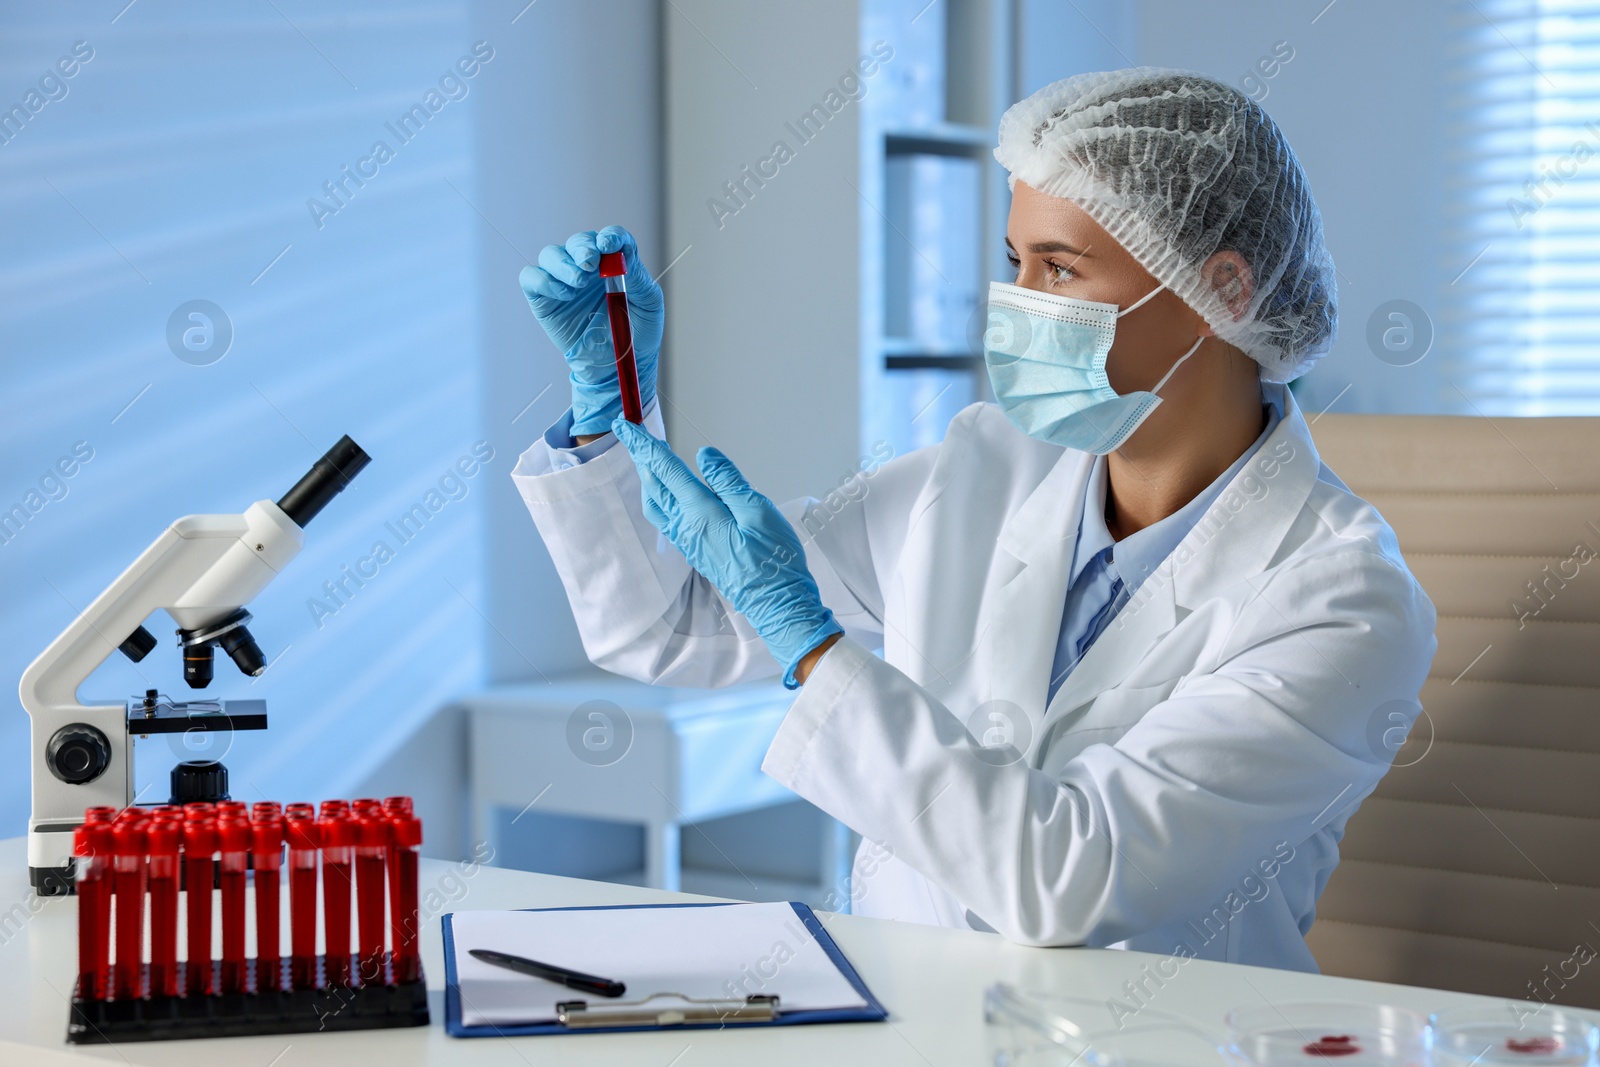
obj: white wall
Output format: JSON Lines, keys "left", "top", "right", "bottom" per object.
{"left": 1135, "top": 0, "right": 1450, "bottom": 415}
{"left": 664, "top": 0, "right": 864, "bottom": 505}
{"left": 471, "top": 0, "right": 663, "bottom": 684}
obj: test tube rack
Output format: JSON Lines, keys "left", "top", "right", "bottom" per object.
{"left": 66, "top": 797, "right": 428, "bottom": 1043}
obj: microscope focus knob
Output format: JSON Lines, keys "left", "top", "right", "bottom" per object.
{"left": 46, "top": 724, "right": 111, "bottom": 785}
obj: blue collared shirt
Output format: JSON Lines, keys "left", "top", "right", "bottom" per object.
{"left": 1047, "top": 388, "right": 1284, "bottom": 703}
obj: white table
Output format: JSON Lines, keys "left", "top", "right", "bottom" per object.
{"left": 0, "top": 836, "right": 1517, "bottom": 1065}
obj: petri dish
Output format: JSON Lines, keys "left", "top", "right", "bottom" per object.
{"left": 985, "top": 984, "right": 1242, "bottom": 1066}
{"left": 1432, "top": 1005, "right": 1598, "bottom": 1065}
{"left": 1226, "top": 1002, "right": 1429, "bottom": 1066}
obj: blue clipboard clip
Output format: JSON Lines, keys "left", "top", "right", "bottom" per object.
{"left": 557, "top": 992, "right": 781, "bottom": 1029}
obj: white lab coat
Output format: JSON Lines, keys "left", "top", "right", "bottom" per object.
{"left": 511, "top": 383, "right": 1437, "bottom": 972}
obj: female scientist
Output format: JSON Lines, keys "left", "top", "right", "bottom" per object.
{"left": 511, "top": 69, "right": 1436, "bottom": 972}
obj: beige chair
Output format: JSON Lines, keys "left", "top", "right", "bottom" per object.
{"left": 1306, "top": 412, "right": 1600, "bottom": 1008}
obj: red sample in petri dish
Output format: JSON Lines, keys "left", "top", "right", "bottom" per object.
{"left": 1302, "top": 1034, "right": 1361, "bottom": 1057}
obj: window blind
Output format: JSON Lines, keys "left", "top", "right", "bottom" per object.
{"left": 1442, "top": 0, "right": 1600, "bottom": 415}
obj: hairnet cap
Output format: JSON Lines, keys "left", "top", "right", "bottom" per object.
{"left": 994, "top": 68, "right": 1337, "bottom": 382}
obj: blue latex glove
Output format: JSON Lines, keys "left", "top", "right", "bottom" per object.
{"left": 613, "top": 419, "right": 843, "bottom": 689}
{"left": 519, "top": 225, "right": 664, "bottom": 437}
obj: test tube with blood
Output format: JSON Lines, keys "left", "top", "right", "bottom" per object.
{"left": 182, "top": 817, "right": 216, "bottom": 996}
{"left": 319, "top": 812, "right": 355, "bottom": 987}
{"left": 380, "top": 797, "right": 411, "bottom": 916}
{"left": 147, "top": 819, "right": 181, "bottom": 998}
{"left": 598, "top": 251, "right": 644, "bottom": 424}
{"left": 354, "top": 810, "right": 388, "bottom": 984}
{"left": 387, "top": 812, "right": 422, "bottom": 984}
{"left": 285, "top": 806, "right": 320, "bottom": 989}
{"left": 73, "top": 822, "right": 111, "bottom": 1000}
{"left": 217, "top": 800, "right": 246, "bottom": 819}
{"left": 217, "top": 817, "right": 251, "bottom": 993}
{"left": 251, "top": 812, "right": 285, "bottom": 991}
{"left": 111, "top": 817, "right": 148, "bottom": 1000}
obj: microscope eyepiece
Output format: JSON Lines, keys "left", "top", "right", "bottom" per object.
{"left": 276, "top": 434, "right": 370, "bottom": 528}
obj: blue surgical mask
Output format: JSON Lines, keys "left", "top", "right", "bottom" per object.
{"left": 982, "top": 280, "right": 1204, "bottom": 454}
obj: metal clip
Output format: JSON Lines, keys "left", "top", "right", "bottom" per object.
{"left": 556, "top": 993, "right": 780, "bottom": 1029}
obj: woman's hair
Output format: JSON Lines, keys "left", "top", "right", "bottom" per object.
{"left": 995, "top": 68, "right": 1337, "bottom": 382}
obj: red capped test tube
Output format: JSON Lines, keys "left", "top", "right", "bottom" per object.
{"left": 285, "top": 806, "right": 320, "bottom": 989}
{"left": 73, "top": 821, "right": 112, "bottom": 1000}
{"left": 355, "top": 809, "right": 388, "bottom": 984}
{"left": 319, "top": 812, "right": 355, "bottom": 987}
{"left": 147, "top": 819, "right": 181, "bottom": 998}
{"left": 216, "top": 800, "right": 246, "bottom": 819}
{"left": 217, "top": 817, "right": 250, "bottom": 993}
{"left": 598, "top": 250, "right": 644, "bottom": 425}
{"left": 387, "top": 812, "right": 422, "bottom": 984}
{"left": 251, "top": 812, "right": 285, "bottom": 991}
{"left": 182, "top": 817, "right": 216, "bottom": 996}
{"left": 111, "top": 817, "right": 148, "bottom": 1001}
{"left": 84, "top": 806, "right": 116, "bottom": 824}
{"left": 380, "top": 797, "right": 412, "bottom": 921}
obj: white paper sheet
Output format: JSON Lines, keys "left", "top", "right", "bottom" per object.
{"left": 450, "top": 903, "right": 869, "bottom": 1027}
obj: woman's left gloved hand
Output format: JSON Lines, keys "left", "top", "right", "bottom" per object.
{"left": 613, "top": 419, "right": 843, "bottom": 688}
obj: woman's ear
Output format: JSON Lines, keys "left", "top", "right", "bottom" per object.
{"left": 1201, "top": 250, "right": 1255, "bottom": 322}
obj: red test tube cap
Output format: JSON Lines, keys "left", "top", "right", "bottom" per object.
{"left": 112, "top": 819, "right": 147, "bottom": 855}
{"left": 147, "top": 821, "right": 180, "bottom": 855}
{"left": 285, "top": 802, "right": 315, "bottom": 819}
{"left": 216, "top": 801, "right": 247, "bottom": 818}
{"left": 319, "top": 814, "right": 356, "bottom": 847}
{"left": 286, "top": 816, "right": 320, "bottom": 851}
{"left": 251, "top": 818, "right": 284, "bottom": 852}
{"left": 387, "top": 813, "right": 423, "bottom": 849}
{"left": 598, "top": 251, "right": 625, "bottom": 278}
{"left": 183, "top": 802, "right": 216, "bottom": 820}
{"left": 356, "top": 814, "right": 387, "bottom": 847}
{"left": 84, "top": 806, "right": 116, "bottom": 823}
{"left": 183, "top": 818, "right": 216, "bottom": 853}
{"left": 217, "top": 818, "right": 251, "bottom": 852}
{"left": 382, "top": 796, "right": 413, "bottom": 814}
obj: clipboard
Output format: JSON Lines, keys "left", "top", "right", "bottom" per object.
{"left": 441, "top": 901, "right": 888, "bottom": 1037}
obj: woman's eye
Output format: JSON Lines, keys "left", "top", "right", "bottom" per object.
{"left": 1045, "top": 259, "right": 1077, "bottom": 284}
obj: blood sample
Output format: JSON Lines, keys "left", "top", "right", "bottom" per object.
{"left": 73, "top": 822, "right": 111, "bottom": 1000}
{"left": 319, "top": 812, "right": 355, "bottom": 987}
{"left": 355, "top": 810, "right": 388, "bottom": 985}
{"left": 380, "top": 797, "right": 411, "bottom": 919}
{"left": 147, "top": 820, "right": 181, "bottom": 998}
{"left": 182, "top": 817, "right": 216, "bottom": 996}
{"left": 251, "top": 813, "right": 285, "bottom": 992}
{"left": 387, "top": 813, "right": 422, "bottom": 984}
{"left": 217, "top": 817, "right": 250, "bottom": 994}
{"left": 598, "top": 250, "right": 644, "bottom": 424}
{"left": 111, "top": 817, "right": 148, "bottom": 1001}
{"left": 285, "top": 809, "right": 320, "bottom": 990}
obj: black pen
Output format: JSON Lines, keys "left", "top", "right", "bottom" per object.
{"left": 468, "top": 948, "right": 627, "bottom": 998}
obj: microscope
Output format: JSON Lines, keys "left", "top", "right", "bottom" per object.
{"left": 19, "top": 436, "right": 369, "bottom": 895}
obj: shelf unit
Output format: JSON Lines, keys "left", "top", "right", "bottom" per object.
{"left": 859, "top": 0, "right": 1016, "bottom": 459}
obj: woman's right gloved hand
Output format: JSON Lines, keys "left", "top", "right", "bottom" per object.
{"left": 519, "top": 225, "right": 664, "bottom": 437}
